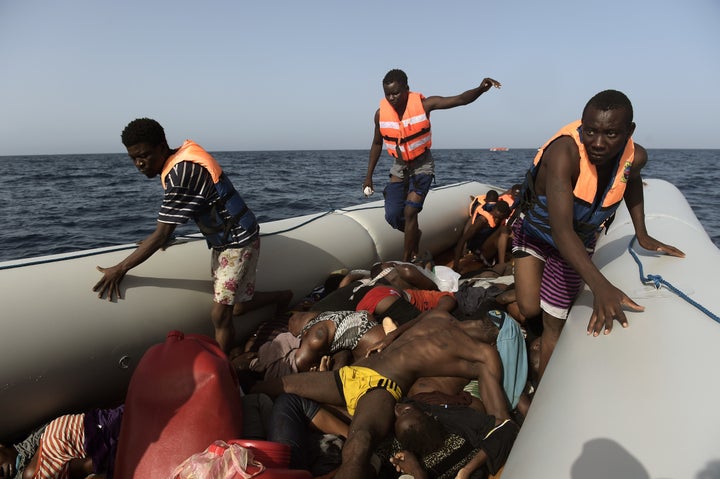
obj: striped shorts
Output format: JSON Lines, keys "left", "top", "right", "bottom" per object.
{"left": 512, "top": 218, "right": 595, "bottom": 319}
{"left": 35, "top": 413, "right": 86, "bottom": 479}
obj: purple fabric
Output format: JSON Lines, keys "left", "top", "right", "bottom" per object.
{"left": 83, "top": 405, "right": 124, "bottom": 478}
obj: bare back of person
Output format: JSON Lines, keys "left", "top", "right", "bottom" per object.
{"left": 357, "top": 311, "right": 500, "bottom": 393}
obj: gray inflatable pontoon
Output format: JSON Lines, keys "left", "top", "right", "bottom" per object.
{"left": 503, "top": 178, "right": 720, "bottom": 479}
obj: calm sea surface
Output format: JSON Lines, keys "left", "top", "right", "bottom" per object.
{"left": 0, "top": 149, "right": 718, "bottom": 262}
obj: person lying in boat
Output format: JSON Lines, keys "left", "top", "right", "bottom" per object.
{"left": 310, "top": 265, "right": 450, "bottom": 317}
{"left": 251, "top": 309, "right": 514, "bottom": 479}
{"left": 290, "top": 310, "right": 387, "bottom": 372}
{"left": 382, "top": 399, "right": 518, "bottom": 479}
{"left": 92, "top": 118, "right": 290, "bottom": 354}
{"left": 510, "top": 89, "right": 686, "bottom": 383}
{"left": 453, "top": 199, "right": 512, "bottom": 273}
{"left": 338, "top": 261, "right": 441, "bottom": 292}
{"left": 265, "top": 393, "right": 351, "bottom": 476}
{"left": 232, "top": 309, "right": 387, "bottom": 378}
{"left": 0, "top": 405, "right": 123, "bottom": 479}
{"left": 376, "top": 259, "right": 463, "bottom": 294}
{"left": 355, "top": 284, "right": 456, "bottom": 333}
{"left": 265, "top": 373, "right": 514, "bottom": 477}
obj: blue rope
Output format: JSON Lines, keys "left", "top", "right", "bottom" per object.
{"left": 627, "top": 236, "right": 720, "bottom": 324}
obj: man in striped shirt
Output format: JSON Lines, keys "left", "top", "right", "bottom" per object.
{"left": 94, "top": 118, "right": 286, "bottom": 353}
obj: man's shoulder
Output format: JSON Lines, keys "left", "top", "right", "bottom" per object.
{"left": 166, "top": 160, "right": 212, "bottom": 184}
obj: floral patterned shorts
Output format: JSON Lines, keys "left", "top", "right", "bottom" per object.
{"left": 211, "top": 238, "right": 260, "bottom": 305}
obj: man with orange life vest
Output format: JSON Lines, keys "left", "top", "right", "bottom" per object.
{"left": 363, "top": 69, "right": 501, "bottom": 263}
{"left": 491, "top": 183, "right": 522, "bottom": 266}
{"left": 452, "top": 198, "right": 511, "bottom": 272}
{"left": 511, "top": 90, "right": 685, "bottom": 382}
{"left": 93, "top": 118, "right": 289, "bottom": 353}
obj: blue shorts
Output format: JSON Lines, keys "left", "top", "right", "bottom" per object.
{"left": 383, "top": 173, "right": 434, "bottom": 231}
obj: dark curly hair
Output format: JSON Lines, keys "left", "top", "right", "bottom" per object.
{"left": 383, "top": 69, "right": 408, "bottom": 87}
{"left": 583, "top": 90, "right": 634, "bottom": 125}
{"left": 121, "top": 118, "right": 168, "bottom": 148}
{"left": 396, "top": 408, "right": 448, "bottom": 457}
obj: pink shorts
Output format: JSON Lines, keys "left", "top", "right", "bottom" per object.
{"left": 211, "top": 238, "right": 260, "bottom": 305}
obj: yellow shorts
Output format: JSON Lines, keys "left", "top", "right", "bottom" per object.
{"left": 334, "top": 366, "right": 403, "bottom": 416}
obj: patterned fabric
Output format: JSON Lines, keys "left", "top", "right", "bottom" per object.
{"left": 12, "top": 424, "right": 47, "bottom": 479}
{"left": 300, "top": 311, "right": 377, "bottom": 353}
{"left": 211, "top": 238, "right": 260, "bottom": 305}
{"left": 422, "top": 433, "right": 478, "bottom": 479}
{"left": 34, "top": 413, "right": 86, "bottom": 479}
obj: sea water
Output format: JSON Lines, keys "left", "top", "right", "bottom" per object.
{"left": 0, "top": 149, "right": 718, "bottom": 262}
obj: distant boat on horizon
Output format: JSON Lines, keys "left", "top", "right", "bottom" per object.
{"left": 489, "top": 147, "right": 509, "bottom": 152}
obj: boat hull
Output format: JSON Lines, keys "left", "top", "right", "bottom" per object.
{"left": 502, "top": 179, "right": 720, "bottom": 479}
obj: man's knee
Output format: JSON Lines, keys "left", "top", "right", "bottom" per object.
{"left": 516, "top": 299, "right": 541, "bottom": 319}
{"left": 383, "top": 182, "right": 407, "bottom": 231}
{"left": 542, "top": 313, "right": 565, "bottom": 338}
{"left": 385, "top": 207, "right": 405, "bottom": 231}
{"left": 211, "top": 302, "right": 232, "bottom": 327}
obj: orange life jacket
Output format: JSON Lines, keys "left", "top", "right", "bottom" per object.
{"left": 161, "top": 140, "right": 222, "bottom": 188}
{"left": 499, "top": 193, "right": 515, "bottom": 208}
{"left": 379, "top": 92, "right": 432, "bottom": 161}
{"left": 470, "top": 204, "right": 498, "bottom": 227}
{"left": 535, "top": 121, "right": 634, "bottom": 207}
{"left": 518, "top": 120, "right": 635, "bottom": 247}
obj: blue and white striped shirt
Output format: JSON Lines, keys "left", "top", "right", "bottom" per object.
{"left": 158, "top": 161, "right": 258, "bottom": 248}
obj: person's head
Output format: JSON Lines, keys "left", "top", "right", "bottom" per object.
{"left": 121, "top": 118, "right": 172, "bottom": 178}
{"left": 0, "top": 443, "right": 19, "bottom": 478}
{"left": 492, "top": 199, "right": 511, "bottom": 222}
{"left": 382, "top": 69, "right": 410, "bottom": 113}
{"left": 451, "top": 300, "right": 504, "bottom": 344}
{"left": 394, "top": 401, "right": 447, "bottom": 457}
{"left": 511, "top": 184, "right": 522, "bottom": 198}
{"left": 580, "top": 90, "right": 635, "bottom": 166}
{"left": 485, "top": 189, "right": 499, "bottom": 203}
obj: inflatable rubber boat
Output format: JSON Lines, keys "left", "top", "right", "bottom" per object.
{"left": 0, "top": 180, "right": 490, "bottom": 441}
{"left": 3, "top": 178, "right": 718, "bottom": 479}
{"left": 502, "top": 178, "right": 720, "bottom": 479}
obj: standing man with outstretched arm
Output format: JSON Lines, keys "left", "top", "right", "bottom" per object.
{"left": 511, "top": 90, "right": 685, "bottom": 383}
{"left": 93, "top": 118, "right": 289, "bottom": 353}
{"left": 363, "top": 69, "right": 501, "bottom": 262}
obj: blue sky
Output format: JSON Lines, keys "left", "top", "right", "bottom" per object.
{"left": 1, "top": 0, "right": 718, "bottom": 155}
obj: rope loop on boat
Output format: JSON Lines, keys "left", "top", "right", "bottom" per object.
{"left": 628, "top": 236, "right": 720, "bottom": 324}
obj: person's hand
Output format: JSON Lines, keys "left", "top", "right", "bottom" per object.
{"left": 390, "top": 450, "right": 426, "bottom": 478}
{"left": 93, "top": 265, "right": 126, "bottom": 301}
{"left": 479, "top": 78, "right": 502, "bottom": 93}
{"left": 636, "top": 235, "right": 686, "bottom": 258}
{"left": 586, "top": 280, "right": 644, "bottom": 336}
{"left": 363, "top": 179, "right": 374, "bottom": 194}
{"left": 310, "top": 355, "right": 333, "bottom": 372}
{"left": 365, "top": 333, "right": 395, "bottom": 357}
{"left": 456, "top": 467, "right": 473, "bottom": 479}
{"left": 318, "top": 355, "right": 333, "bottom": 371}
